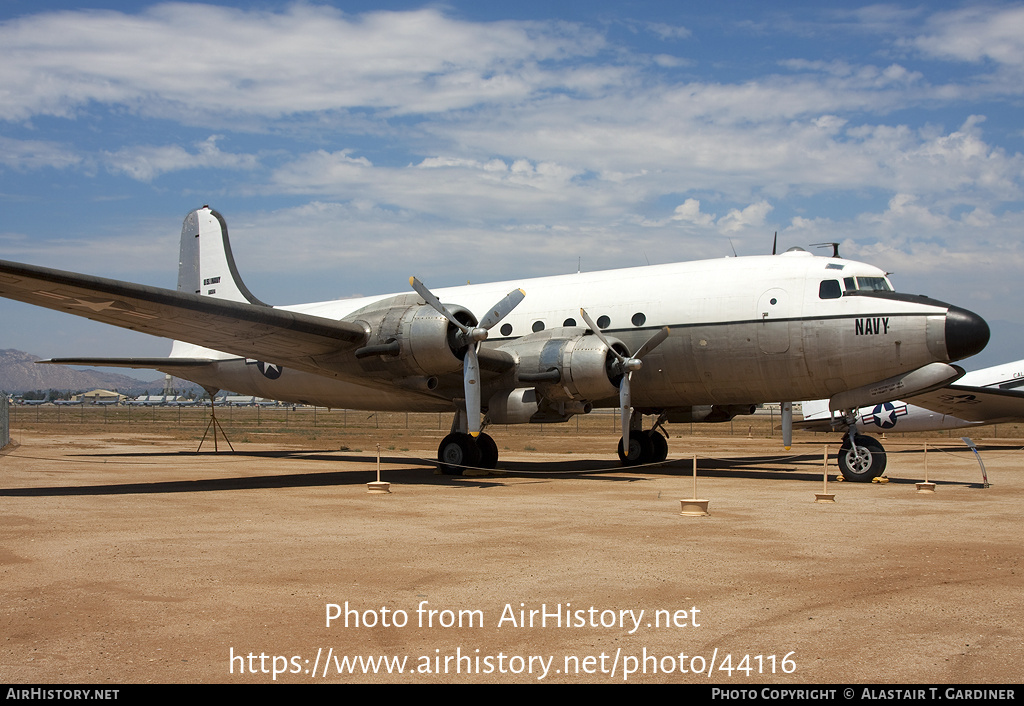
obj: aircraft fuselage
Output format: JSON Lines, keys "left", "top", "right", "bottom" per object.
{"left": 171, "top": 250, "right": 983, "bottom": 413}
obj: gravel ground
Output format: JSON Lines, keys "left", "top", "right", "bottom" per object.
{"left": 1, "top": 421, "right": 1020, "bottom": 684}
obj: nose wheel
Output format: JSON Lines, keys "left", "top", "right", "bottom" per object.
{"left": 837, "top": 434, "right": 886, "bottom": 482}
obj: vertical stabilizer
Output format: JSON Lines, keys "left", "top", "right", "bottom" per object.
{"left": 178, "top": 206, "right": 266, "bottom": 305}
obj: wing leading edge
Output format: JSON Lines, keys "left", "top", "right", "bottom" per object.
{"left": 0, "top": 259, "right": 367, "bottom": 377}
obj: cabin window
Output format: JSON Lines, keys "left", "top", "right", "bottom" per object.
{"left": 532, "top": 321, "right": 545, "bottom": 333}
{"left": 596, "top": 315, "right": 611, "bottom": 329}
{"left": 563, "top": 317, "right": 577, "bottom": 327}
{"left": 631, "top": 312, "right": 646, "bottom": 326}
{"left": 500, "top": 323, "right": 513, "bottom": 336}
{"left": 819, "top": 280, "right": 842, "bottom": 299}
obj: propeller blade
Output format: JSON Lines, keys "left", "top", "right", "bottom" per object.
{"left": 621, "top": 372, "right": 632, "bottom": 456}
{"left": 631, "top": 326, "right": 669, "bottom": 360}
{"left": 579, "top": 308, "right": 624, "bottom": 362}
{"left": 465, "top": 346, "right": 481, "bottom": 436}
{"left": 410, "top": 276, "right": 469, "bottom": 335}
{"left": 580, "top": 308, "right": 671, "bottom": 462}
{"left": 410, "top": 277, "right": 526, "bottom": 439}
{"left": 479, "top": 288, "right": 526, "bottom": 331}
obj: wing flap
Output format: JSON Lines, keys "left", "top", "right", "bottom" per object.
{"left": 0, "top": 260, "right": 367, "bottom": 370}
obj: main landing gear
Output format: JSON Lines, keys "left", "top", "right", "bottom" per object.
{"left": 617, "top": 428, "right": 669, "bottom": 466}
{"left": 436, "top": 431, "right": 498, "bottom": 475}
{"left": 435, "top": 413, "right": 672, "bottom": 474}
{"left": 835, "top": 413, "right": 887, "bottom": 482}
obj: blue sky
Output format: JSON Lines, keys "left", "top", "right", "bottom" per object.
{"left": 2, "top": 1, "right": 1024, "bottom": 373}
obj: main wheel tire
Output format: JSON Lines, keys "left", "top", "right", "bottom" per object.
{"left": 645, "top": 430, "right": 669, "bottom": 463}
{"left": 476, "top": 433, "right": 499, "bottom": 469}
{"left": 618, "top": 432, "right": 654, "bottom": 466}
{"left": 437, "top": 433, "right": 481, "bottom": 475}
{"left": 837, "top": 434, "right": 886, "bottom": 482}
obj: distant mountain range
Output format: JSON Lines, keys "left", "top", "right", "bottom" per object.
{"left": 0, "top": 349, "right": 204, "bottom": 395}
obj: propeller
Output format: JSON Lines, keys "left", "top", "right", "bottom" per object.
{"left": 410, "top": 277, "right": 525, "bottom": 436}
{"left": 578, "top": 308, "right": 669, "bottom": 459}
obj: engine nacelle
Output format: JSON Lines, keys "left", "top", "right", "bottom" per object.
{"left": 347, "top": 293, "right": 473, "bottom": 378}
{"left": 502, "top": 327, "right": 622, "bottom": 403}
{"left": 487, "top": 387, "right": 593, "bottom": 424}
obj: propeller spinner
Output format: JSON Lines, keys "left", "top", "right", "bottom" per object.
{"left": 410, "top": 277, "right": 525, "bottom": 436}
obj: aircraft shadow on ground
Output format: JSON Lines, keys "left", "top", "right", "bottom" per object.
{"left": 2, "top": 446, "right": 983, "bottom": 497}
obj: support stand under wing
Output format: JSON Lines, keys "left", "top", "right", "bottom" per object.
{"left": 197, "top": 388, "right": 235, "bottom": 453}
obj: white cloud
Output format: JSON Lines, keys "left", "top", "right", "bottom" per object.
{"left": 270, "top": 150, "right": 607, "bottom": 222}
{"left": 0, "top": 136, "right": 81, "bottom": 170}
{"left": 104, "top": 136, "right": 259, "bottom": 182}
{"left": 644, "top": 22, "right": 692, "bottom": 41}
{"left": 2, "top": 2, "right": 1024, "bottom": 356}
{"left": 911, "top": 5, "right": 1024, "bottom": 66}
{"left": 671, "top": 199, "right": 715, "bottom": 226}
{"left": 0, "top": 4, "right": 605, "bottom": 122}
{"left": 716, "top": 201, "right": 773, "bottom": 234}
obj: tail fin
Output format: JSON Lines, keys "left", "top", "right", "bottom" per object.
{"left": 178, "top": 206, "right": 266, "bottom": 305}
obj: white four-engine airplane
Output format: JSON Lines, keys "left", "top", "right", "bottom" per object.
{"left": 0, "top": 207, "right": 990, "bottom": 476}
{"left": 799, "top": 358, "right": 1024, "bottom": 479}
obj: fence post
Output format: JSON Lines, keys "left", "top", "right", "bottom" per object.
{"left": 1, "top": 394, "right": 9, "bottom": 449}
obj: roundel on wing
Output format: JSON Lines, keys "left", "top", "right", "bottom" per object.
{"left": 257, "top": 361, "right": 283, "bottom": 380}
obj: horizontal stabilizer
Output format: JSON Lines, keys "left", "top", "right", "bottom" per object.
{"left": 39, "top": 357, "right": 217, "bottom": 370}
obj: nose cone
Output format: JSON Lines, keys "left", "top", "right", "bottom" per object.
{"left": 945, "top": 305, "right": 990, "bottom": 361}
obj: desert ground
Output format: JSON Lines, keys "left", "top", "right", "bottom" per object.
{"left": 1, "top": 406, "right": 1021, "bottom": 684}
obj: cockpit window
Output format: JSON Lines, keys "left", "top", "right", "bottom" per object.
{"left": 856, "top": 277, "right": 891, "bottom": 291}
{"left": 843, "top": 276, "right": 893, "bottom": 294}
{"left": 819, "top": 280, "right": 842, "bottom": 299}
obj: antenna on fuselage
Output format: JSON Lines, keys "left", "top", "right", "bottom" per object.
{"left": 772, "top": 231, "right": 777, "bottom": 255}
{"left": 811, "top": 242, "right": 841, "bottom": 258}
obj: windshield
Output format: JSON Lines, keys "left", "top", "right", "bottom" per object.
{"left": 843, "top": 276, "right": 892, "bottom": 293}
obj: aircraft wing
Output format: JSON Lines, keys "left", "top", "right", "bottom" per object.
{"left": 0, "top": 259, "right": 367, "bottom": 374}
{"left": 902, "top": 384, "right": 1024, "bottom": 423}
{"left": 38, "top": 357, "right": 216, "bottom": 369}
{"left": 795, "top": 382, "right": 1024, "bottom": 433}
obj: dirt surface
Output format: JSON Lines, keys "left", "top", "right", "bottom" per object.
{"left": 1, "top": 410, "right": 1021, "bottom": 684}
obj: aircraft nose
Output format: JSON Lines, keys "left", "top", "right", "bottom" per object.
{"left": 945, "top": 305, "right": 990, "bottom": 361}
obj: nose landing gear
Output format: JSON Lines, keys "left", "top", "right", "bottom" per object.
{"left": 836, "top": 414, "right": 887, "bottom": 482}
